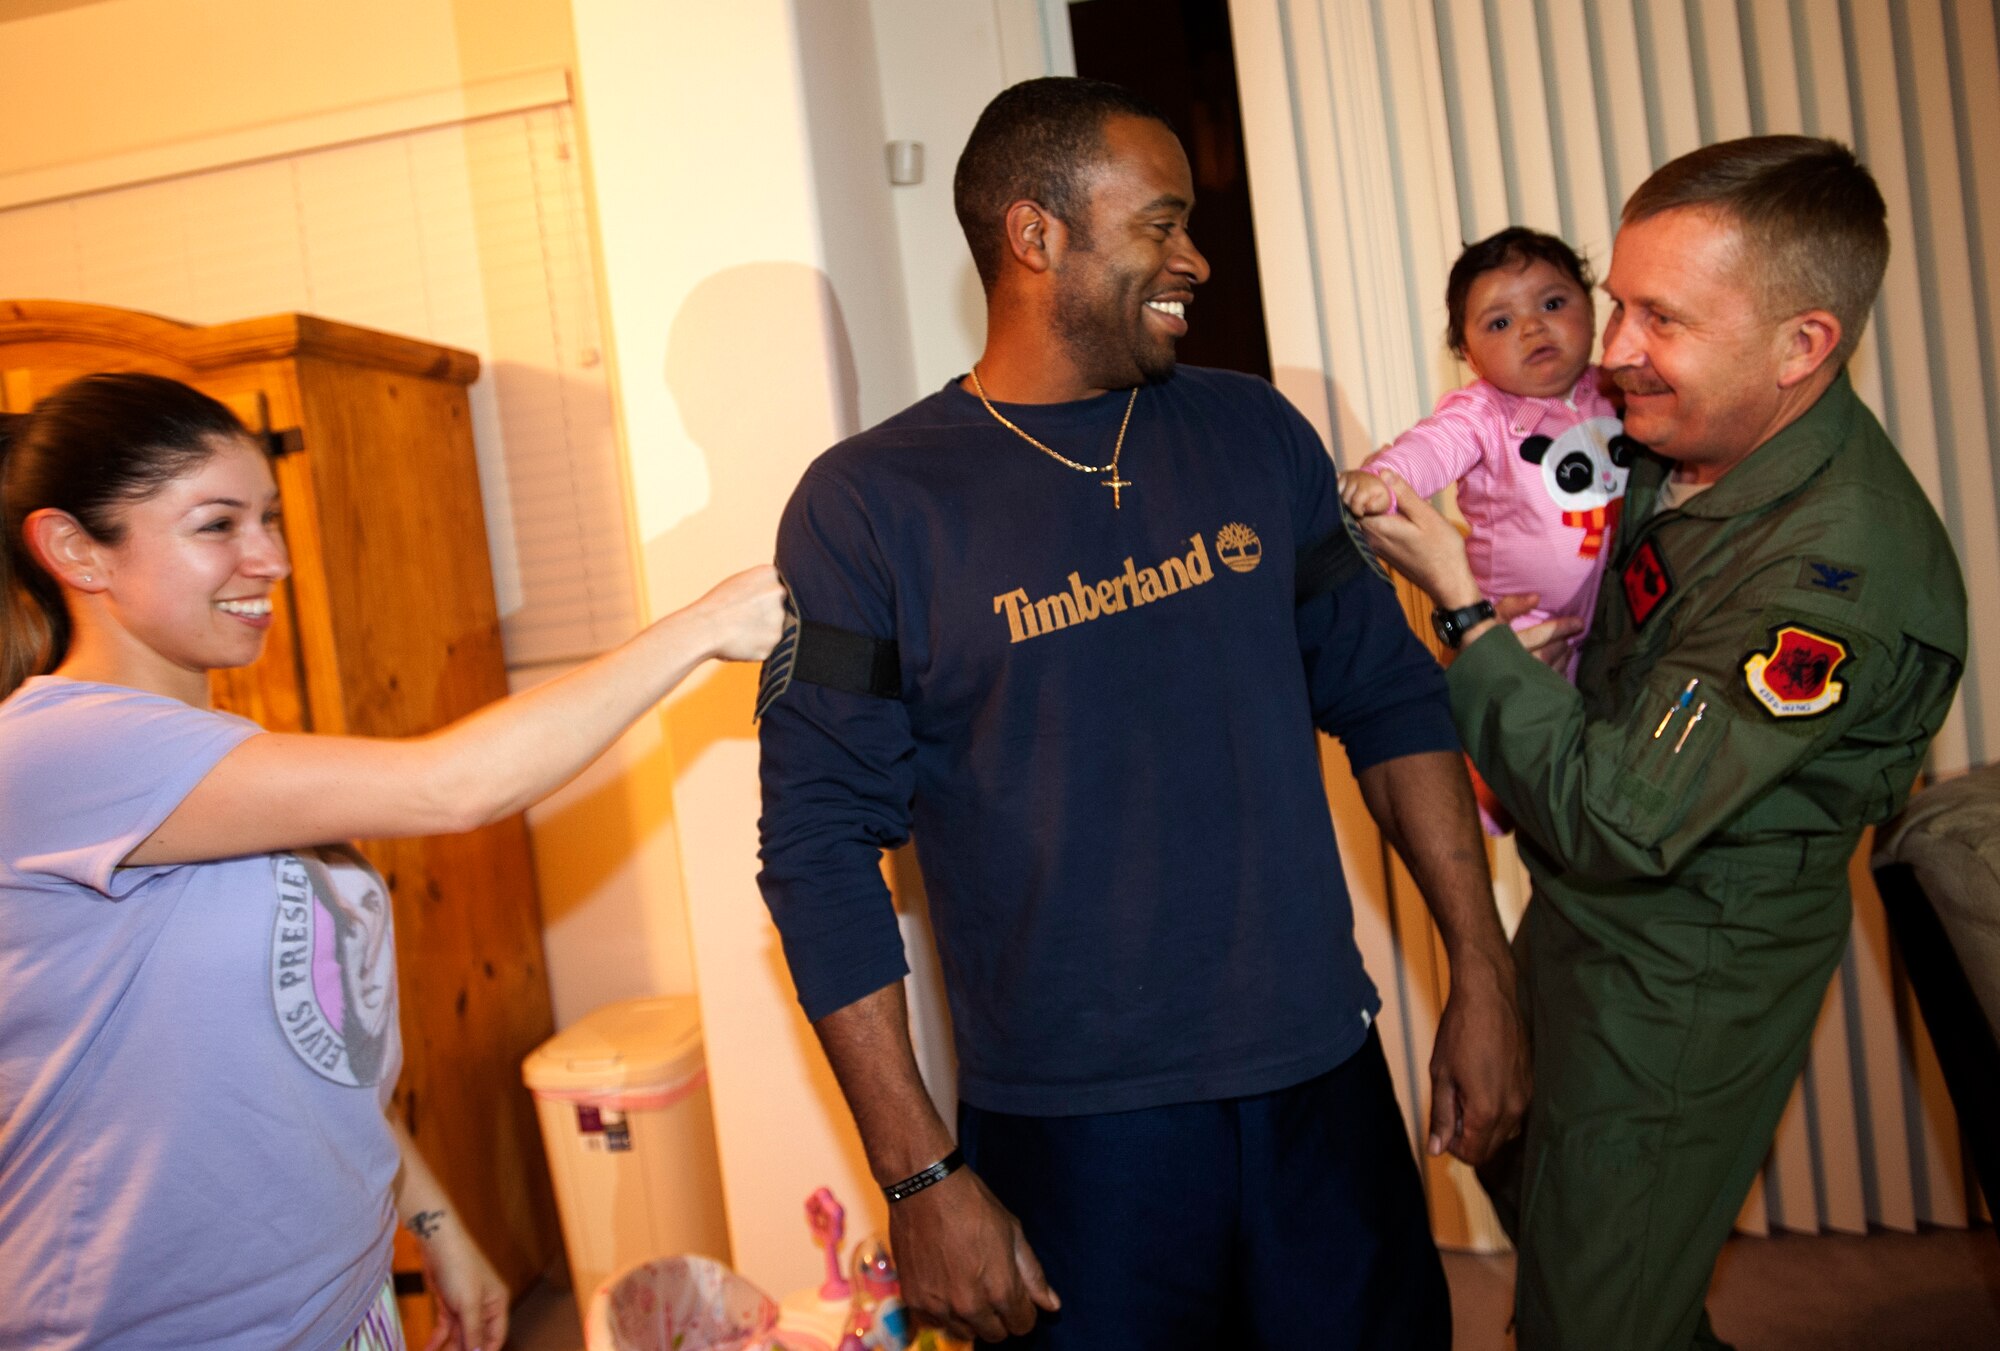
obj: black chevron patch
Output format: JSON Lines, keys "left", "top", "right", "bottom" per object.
{"left": 753, "top": 578, "right": 802, "bottom": 721}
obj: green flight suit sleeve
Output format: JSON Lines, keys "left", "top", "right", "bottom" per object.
{"left": 1445, "top": 573, "right": 1959, "bottom": 883}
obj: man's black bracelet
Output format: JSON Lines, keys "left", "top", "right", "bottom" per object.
{"left": 882, "top": 1147, "right": 965, "bottom": 1203}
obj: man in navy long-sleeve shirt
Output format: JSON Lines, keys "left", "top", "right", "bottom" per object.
{"left": 756, "top": 78, "right": 1527, "bottom": 1349}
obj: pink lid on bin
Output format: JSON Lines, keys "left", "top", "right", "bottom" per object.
{"left": 522, "top": 994, "right": 706, "bottom": 1098}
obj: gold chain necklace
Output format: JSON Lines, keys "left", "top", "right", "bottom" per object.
{"left": 969, "top": 365, "right": 1138, "bottom": 509}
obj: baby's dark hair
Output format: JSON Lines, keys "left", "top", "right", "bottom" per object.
{"left": 1444, "top": 227, "right": 1594, "bottom": 358}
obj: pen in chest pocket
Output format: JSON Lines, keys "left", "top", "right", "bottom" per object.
{"left": 1654, "top": 678, "right": 1701, "bottom": 739}
{"left": 1673, "top": 702, "right": 1708, "bottom": 754}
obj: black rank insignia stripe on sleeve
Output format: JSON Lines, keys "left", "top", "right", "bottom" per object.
{"left": 1341, "top": 501, "right": 1393, "bottom": 585}
{"left": 1336, "top": 495, "right": 1400, "bottom": 587}
{"left": 1797, "top": 558, "right": 1865, "bottom": 601}
{"left": 1296, "top": 504, "right": 1391, "bottom": 602}
{"left": 1743, "top": 623, "right": 1850, "bottom": 718}
{"left": 1622, "top": 537, "right": 1672, "bottom": 627}
{"left": 753, "top": 577, "right": 803, "bottom": 722}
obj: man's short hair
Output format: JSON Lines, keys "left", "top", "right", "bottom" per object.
{"left": 954, "top": 77, "right": 1170, "bottom": 291}
{"left": 1623, "top": 135, "right": 1889, "bottom": 366}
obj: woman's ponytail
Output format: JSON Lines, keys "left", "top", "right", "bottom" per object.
{"left": 0, "top": 411, "right": 64, "bottom": 699}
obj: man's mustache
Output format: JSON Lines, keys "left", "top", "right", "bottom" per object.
{"left": 1609, "top": 368, "right": 1671, "bottom": 397}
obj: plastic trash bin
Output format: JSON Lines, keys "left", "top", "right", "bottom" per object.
{"left": 523, "top": 995, "right": 731, "bottom": 1308}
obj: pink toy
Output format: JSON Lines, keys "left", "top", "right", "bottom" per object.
{"left": 805, "top": 1187, "right": 853, "bottom": 1301}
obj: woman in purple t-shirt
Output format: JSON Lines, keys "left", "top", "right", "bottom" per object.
{"left": 0, "top": 373, "right": 784, "bottom": 1351}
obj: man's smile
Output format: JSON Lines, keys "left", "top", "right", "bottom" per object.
{"left": 1144, "top": 295, "right": 1190, "bottom": 336}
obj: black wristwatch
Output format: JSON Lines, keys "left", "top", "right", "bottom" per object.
{"left": 1431, "top": 599, "right": 1497, "bottom": 649}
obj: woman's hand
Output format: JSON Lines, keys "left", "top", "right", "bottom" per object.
{"left": 415, "top": 1215, "right": 510, "bottom": 1351}
{"left": 391, "top": 1124, "right": 509, "bottom": 1350}
{"left": 688, "top": 564, "right": 788, "bottom": 662}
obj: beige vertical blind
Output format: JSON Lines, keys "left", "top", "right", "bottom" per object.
{"left": 1233, "top": 0, "right": 1992, "bottom": 1249}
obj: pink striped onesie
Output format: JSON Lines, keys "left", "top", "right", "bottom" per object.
{"left": 1364, "top": 367, "right": 1636, "bottom": 660}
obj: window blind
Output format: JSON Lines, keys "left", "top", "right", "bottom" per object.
{"left": 0, "top": 103, "right": 637, "bottom": 667}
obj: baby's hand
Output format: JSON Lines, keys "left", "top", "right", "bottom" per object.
{"left": 1338, "top": 469, "right": 1397, "bottom": 518}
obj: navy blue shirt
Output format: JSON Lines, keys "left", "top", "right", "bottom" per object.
{"left": 757, "top": 367, "right": 1458, "bottom": 1115}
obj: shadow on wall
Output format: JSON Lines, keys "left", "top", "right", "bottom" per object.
{"left": 651, "top": 260, "right": 962, "bottom": 1185}
{"left": 649, "top": 260, "right": 861, "bottom": 758}
{"left": 757, "top": 927, "right": 876, "bottom": 1209}
{"left": 1274, "top": 362, "right": 1377, "bottom": 472}
{"left": 525, "top": 267, "right": 857, "bottom": 921}
{"left": 647, "top": 261, "right": 884, "bottom": 1206}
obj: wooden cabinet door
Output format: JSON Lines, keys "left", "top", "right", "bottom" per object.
{"left": 1, "top": 364, "right": 84, "bottom": 410}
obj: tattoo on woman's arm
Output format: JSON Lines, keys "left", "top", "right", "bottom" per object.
{"left": 408, "top": 1209, "right": 446, "bottom": 1240}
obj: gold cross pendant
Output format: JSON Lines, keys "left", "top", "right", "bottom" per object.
{"left": 1101, "top": 472, "right": 1132, "bottom": 509}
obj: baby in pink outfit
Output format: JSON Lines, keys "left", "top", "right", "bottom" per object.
{"left": 1341, "top": 228, "right": 1641, "bottom": 833}
{"left": 1341, "top": 227, "right": 1640, "bottom": 669}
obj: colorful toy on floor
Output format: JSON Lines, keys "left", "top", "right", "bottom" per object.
{"left": 784, "top": 1189, "right": 964, "bottom": 1351}
{"left": 805, "top": 1186, "right": 853, "bottom": 1302}
{"left": 848, "top": 1237, "right": 908, "bottom": 1349}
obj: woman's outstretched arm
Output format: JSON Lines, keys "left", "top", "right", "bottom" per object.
{"left": 128, "top": 565, "right": 785, "bottom": 864}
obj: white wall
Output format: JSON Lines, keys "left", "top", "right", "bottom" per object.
{"left": 0, "top": 0, "right": 573, "bottom": 178}
{"left": 869, "top": 0, "right": 1075, "bottom": 394}
{"left": 511, "top": 662, "right": 698, "bottom": 1022}
{"left": 567, "top": 0, "right": 863, "bottom": 1296}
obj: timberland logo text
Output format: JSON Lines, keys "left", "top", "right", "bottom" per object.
{"left": 992, "top": 530, "right": 1250, "bottom": 644}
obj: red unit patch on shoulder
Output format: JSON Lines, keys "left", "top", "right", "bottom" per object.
{"left": 1743, "top": 624, "right": 1849, "bottom": 718}
{"left": 1622, "top": 538, "right": 1672, "bottom": 626}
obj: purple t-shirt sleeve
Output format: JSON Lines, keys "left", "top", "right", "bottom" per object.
{"left": 0, "top": 683, "right": 260, "bottom": 898}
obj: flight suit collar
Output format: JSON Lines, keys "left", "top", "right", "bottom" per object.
{"left": 1649, "top": 371, "right": 1858, "bottom": 521}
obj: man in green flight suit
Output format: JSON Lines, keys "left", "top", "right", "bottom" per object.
{"left": 1360, "top": 136, "right": 1968, "bottom": 1350}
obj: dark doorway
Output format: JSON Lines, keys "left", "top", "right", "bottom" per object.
{"left": 1068, "top": 0, "right": 1272, "bottom": 380}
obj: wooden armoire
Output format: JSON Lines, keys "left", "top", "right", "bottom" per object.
{"left": 0, "top": 300, "right": 560, "bottom": 1298}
